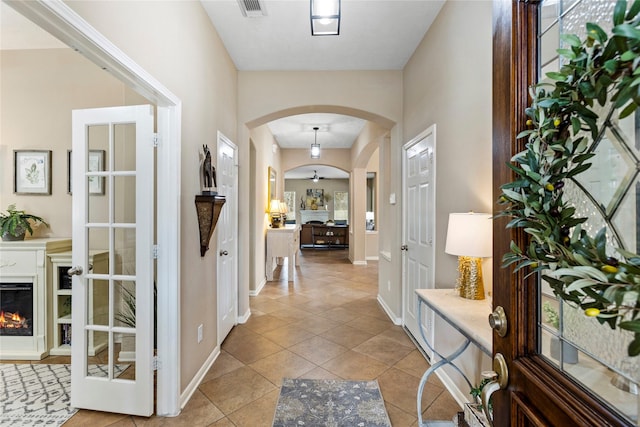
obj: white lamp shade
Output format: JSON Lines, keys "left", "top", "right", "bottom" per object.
{"left": 445, "top": 212, "right": 492, "bottom": 258}
{"left": 366, "top": 211, "right": 375, "bottom": 221}
{"left": 270, "top": 199, "right": 281, "bottom": 214}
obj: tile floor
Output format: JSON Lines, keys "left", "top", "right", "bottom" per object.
{"left": 5, "top": 249, "right": 461, "bottom": 426}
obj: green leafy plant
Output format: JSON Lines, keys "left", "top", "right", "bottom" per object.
{"left": 0, "top": 204, "right": 49, "bottom": 239}
{"left": 114, "top": 284, "right": 137, "bottom": 328}
{"left": 543, "top": 301, "right": 560, "bottom": 330}
{"left": 498, "top": 0, "right": 640, "bottom": 356}
{"left": 470, "top": 378, "right": 492, "bottom": 411}
{"left": 114, "top": 282, "right": 158, "bottom": 347}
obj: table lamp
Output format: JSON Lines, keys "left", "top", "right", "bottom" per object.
{"left": 445, "top": 212, "right": 492, "bottom": 300}
{"left": 270, "top": 200, "right": 283, "bottom": 228}
{"left": 279, "top": 201, "right": 289, "bottom": 223}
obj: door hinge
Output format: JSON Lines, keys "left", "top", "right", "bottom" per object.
{"left": 153, "top": 355, "right": 161, "bottom": 370}
{"left": 153, "top": 134, "right": 159, "bottom": 147}
{"left": 153, "top": 245, "right": 159, "bottom": 259}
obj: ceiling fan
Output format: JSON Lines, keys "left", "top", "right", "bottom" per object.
{"left": 310, "top": 170, "right": 325, "bottom": 183}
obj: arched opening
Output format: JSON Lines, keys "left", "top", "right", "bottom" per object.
{"left": 247, "top": 107, "right": 390, "bottom": 290}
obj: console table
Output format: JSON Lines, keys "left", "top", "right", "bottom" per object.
{"left": 266, "top": 224, "right": 301, "bottom": 282}
{"left": 415, "top": 289, "right": 492, "bottom": 427}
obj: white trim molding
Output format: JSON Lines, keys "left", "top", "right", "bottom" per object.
{"left": 5, "top": 0, "right": 182, "bottom": 417}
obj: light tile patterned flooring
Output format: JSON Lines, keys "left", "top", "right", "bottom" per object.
{"left": 6, "top": 249, "right": 461, "bottom": 426}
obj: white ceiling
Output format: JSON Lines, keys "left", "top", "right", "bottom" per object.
{"left": 200, "top": 0, "right": 445, "bottom": 71}
{"left": 268, "top": 113, "right": 365, "bottom": 149}
{"left": 285, "top": 164, "right": 349, "bottom": 180}
{"left": 2, "top": 0, "right": 445, "bottom": 178}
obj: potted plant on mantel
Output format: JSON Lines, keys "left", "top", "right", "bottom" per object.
{"left": 0, "top": 204, "right": 49, "bottom": 241}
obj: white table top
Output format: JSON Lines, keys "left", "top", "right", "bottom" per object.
{"left": 415, "top": 288, "right": 493, "bottom": 355}
{"left": 267, "top": 224, "right": 300, "bottom": 233}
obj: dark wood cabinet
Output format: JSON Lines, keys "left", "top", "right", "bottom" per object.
{"left": 300, "top": 224, "right": 348, "bottom": 249}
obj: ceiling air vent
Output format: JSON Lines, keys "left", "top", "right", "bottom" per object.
{"left": 237, "top": 0, "right": 267, "bottom": 17}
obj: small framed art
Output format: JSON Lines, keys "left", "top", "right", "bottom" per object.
{"left": 14, "top": 150, "right": 52, "bottom": 195}
{"left": 67, "top": 149, "right": 106, "bottom": 195}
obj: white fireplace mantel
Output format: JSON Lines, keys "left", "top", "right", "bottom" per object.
{"left": 0, "top": 238, "right": 71, "bottom": 360}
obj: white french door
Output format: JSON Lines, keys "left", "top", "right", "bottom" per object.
{"left": 216, "top": 132, "right": 238, "bottom": 345}
{"left": 71, "top": 105, "right": 155, "bottom": 416}
{"left": 402, "top": 125, "right": 436, "bottom": 358}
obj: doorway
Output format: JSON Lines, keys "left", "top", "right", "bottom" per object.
{"left": 5, "top": 1, "right": 182, "bottom": 417}
{"left": 402, "top": 125, "right": 436, "bottom": 356}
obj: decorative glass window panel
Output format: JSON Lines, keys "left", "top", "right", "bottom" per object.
{"left": 537, "top": 1, "right": 639, "bottom": 423}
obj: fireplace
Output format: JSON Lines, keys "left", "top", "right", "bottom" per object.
{"left": 0, "top": 283, "right": 34, "bottom": 336}
{"left": 0, "top": 237, "right": 72, "bottom": 360}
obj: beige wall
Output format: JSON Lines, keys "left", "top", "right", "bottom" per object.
{"left": 238, "top": 71, "right": 402, "bottom": 311}
{"left": 284, "top": 178, "right": 349, "bottom": 223}
{"left": 0, "top": 48, "right": 133, "bottom": 238}
{"left": 66, "top": 0, "right": 238, "bottom": 393}
{"left": 248, "top": 124, "right": 281, "bottom": 292}
{"left": 402, "top": 0, "right": 493, "bottom": 402}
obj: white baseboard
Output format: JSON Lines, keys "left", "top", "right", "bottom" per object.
{"left": 352, "top": 260, "right": 367, "bottom": 266}
{"left": 434, "top": 366, "right": 467, "bottom": 410}
{"left": 237, "top": 308, "right": 251, "bottom": 324}
{"left": 377, "top": 295, "right": 402, "bottom": 325}
{"left": 250, "top": 278, "right": 266, "bottom": 296}
{"left": 365, "top": 256, "right": 379, "bottom": 261}
{"left": 117, "top": 351, "right": 135, "bottom": 362}
{"left": 179, "top": 346, "right": 220, "bottom": 409}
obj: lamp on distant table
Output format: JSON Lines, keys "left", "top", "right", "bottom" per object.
{"left": 279, "top": 201, "right": 289, "bottom": 223}
{"left": 445, "top": 212, "right": 492, "bottom": 300}
{"left": 270, "top": 200, "right": 284, "bottom": 228}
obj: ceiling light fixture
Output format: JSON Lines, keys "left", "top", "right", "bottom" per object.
{"left": 310, "top": 0, "right": 340, "bottom": 36}
{"left": 310, "top": 127, "right": 321, "bottom": 159}
{"left": 313, "top": 171, "right": 319, "bottom": 183}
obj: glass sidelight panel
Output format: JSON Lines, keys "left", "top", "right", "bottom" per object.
{"left": 537, "top": 1, "right": 640, "bottom": 423}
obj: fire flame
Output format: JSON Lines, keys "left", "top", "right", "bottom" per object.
{"left": 0, "top": 310, "right": 27, "bottom": 329}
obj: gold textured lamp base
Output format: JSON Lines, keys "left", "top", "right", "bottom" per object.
{"left": 456, "top": 256, "right": 485, "bottom": 300}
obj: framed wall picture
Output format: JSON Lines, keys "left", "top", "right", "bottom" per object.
{"left": 14, "top": 150, "right": 52, "bottom": 195}
{"left": 306, "top": 188, "right": 324, "bottom": 209}
{"left": 334, "top": 191, "right": 348, "bottom": 221}
{"left": 268, "top": 166, "right": 277, "bottom": 207}
{"left": 88, "top": 150, "right": 106, "bottom": 194}
{"left": 67, "top": 149, "right": 106, "bottom": 195}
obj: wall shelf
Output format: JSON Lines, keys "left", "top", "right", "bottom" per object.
{"left": 195, "top": 194, "right": 226, "bottom": 256}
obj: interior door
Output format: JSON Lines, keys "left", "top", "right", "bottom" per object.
{"left": 71, "top": 105, "right": 154, "bottom": 416}
{"left": 492, "top": 1, "right": 637, "bottom": 425}
{"left": 402, "top": 126, "right": 436, "bottom": 356}
{"left": 216, "top": 132, "right": 238, "bottom": 345}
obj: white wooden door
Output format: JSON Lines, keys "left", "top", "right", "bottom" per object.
{"left": 71, "top": 105, "right": 154, "bottom": 416}
{"left": 402, "top": 125, "right": 436, "bottom": 358}
{"left": 216, "top": 132, "right": 238, "bottom": 345}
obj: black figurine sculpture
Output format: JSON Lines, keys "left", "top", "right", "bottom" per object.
{"left": 202, "top": 144, "right": 217, "bottom": 194}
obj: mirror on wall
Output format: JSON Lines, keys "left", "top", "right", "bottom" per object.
{"left": 366, "top": 172, "right": 376, "bottom": 230}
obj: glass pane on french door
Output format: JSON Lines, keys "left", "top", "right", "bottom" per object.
{"left": 538, "top": 1, "right": 639, "bottom": 424}
{"left": 72, "top": 105, "right": 153, "bottom": 416}
{"left": 84, "top": 122, "right": 137, "bottom": 381}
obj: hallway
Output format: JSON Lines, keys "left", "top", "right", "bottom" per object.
{"left": 63, "top": 250, "right": 459, "bottom": 426}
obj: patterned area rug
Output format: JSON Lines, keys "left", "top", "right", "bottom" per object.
{"left": 0, "top": 363, "right": 127, "bottom": 427}
{"left": 273, "top": 378, "right": 392, "bottom": 427}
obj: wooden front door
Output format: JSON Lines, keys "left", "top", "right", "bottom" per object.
{"left": 492, "top": 1, "right": 637, "bottom": 426}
